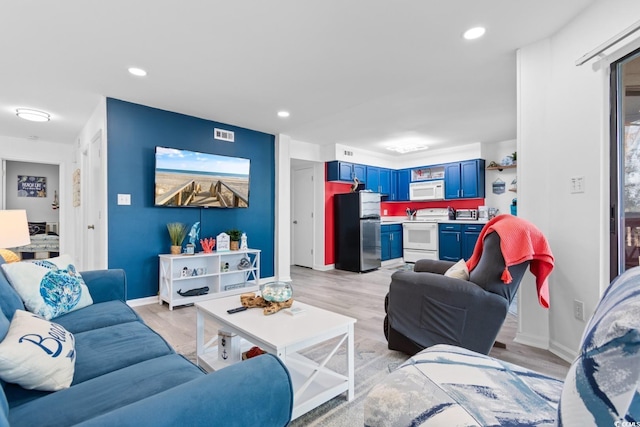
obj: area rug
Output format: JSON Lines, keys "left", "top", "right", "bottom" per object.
{"left": 180, "top": 337, "right": 408, "bottom": 426}
{"left": 289, "top": 337, "right": 407, "bottom": 426}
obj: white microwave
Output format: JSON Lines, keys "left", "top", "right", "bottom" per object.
{"left": 409, "top": 180, "right": 445, "bottom": 201}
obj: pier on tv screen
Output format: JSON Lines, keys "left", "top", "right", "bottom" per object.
{"left": 154, "top": 146, "right": 250, "bottom": 208}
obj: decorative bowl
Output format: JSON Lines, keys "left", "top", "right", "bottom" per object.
{"left": 260, "top": 281, "right": 293, "bottom": 302}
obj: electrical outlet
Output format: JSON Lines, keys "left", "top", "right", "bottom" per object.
{"left": 573, "top": 299, "right": 585, "bottom": 321}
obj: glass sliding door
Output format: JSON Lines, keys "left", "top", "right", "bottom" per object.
{"left": 611, "top": 50, "right": 640, "bottom": 280}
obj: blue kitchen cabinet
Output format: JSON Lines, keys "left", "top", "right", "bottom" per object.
{"left": 439, "top": 223, "right": 462, "bottom": 261}
{"left": 439, "top": 223, "right": 483, "bottom": 261}
{"left": 395, "top": 169, "right": 410, "bottom": 201}
{"left": 353, "top": 164, "right": 366, "bottom": 183}
{"left": 381, "top": 226, "right": 391, "bottom": 261}
{"left": 390, "top": 225, "right": 403, "bottom": 259}
{"left": 444, "top": 164, "right": 462, "bottom": 199}
{"left": 444, "top": 159, "right": 485, "bottom": 199}
{"left": 462, "top": 223, "right": 483, "bottom": 260}
{"left": 366, "top": 166, "right": 392, "bottom": 196}
{"left": 381, "top": 224, "right": 403, "bottom": 261}
{"left": 380, "top": 168, "right": 392, "bottom": 196}
{"left": 366, "top": 166, "right": 380, "bottom": 193}
{"left": 327, "top": 161, "right": 366, "bottom": 183}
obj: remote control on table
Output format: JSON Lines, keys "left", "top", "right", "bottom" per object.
{"left": 227, "top": 306, "right": 248, "bottom": 314}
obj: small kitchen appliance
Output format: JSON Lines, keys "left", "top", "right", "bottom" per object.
{"left": 455, "top": 209, "right": 478, "bottom": 220}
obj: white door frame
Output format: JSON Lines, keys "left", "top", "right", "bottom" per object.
{"left": 81, "top": 130, "right": 107, "bottom": 270}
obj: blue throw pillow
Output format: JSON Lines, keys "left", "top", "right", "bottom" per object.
{"left": 1, "top": 254, "right": 93, "bottom": 320}
{"left": 558, "top": 267, "right": 640, "bottom": 424}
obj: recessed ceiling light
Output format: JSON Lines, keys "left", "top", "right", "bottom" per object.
{"left": 463, "top": 27, "right": 486, "bottom": 40}
{"left": 15, "top": 108, "right": 50, "bottom": 122}
{"left": 277, "top": 111, "right": 290, "bottom": 118}
{"left": 128, "top": 67, "right": 147, "bottom": 77}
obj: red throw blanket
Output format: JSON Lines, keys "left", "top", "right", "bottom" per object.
{"left": 466, "top": 215, "right": 554, "bottom": 308}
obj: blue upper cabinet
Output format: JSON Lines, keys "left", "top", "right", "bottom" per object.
{"left": 380, "top": 168, "right": 391, "bottom": 196}
{"left": 395, "top": 169, "right": 410, "bottom": 201}
{"left": 353, "top": 164, "right": 366, "bottom": 183}
{"left": 366, "top": 166, "right": 392, "bottom": 196}
{"left": 444, "top": 163, "right": 462, "bottom": 199}
{"left": 366, "top": 166, "right": 380, "bottom": 192}
{"left": 444, "top": 159, "right": 485, "bottom": 199}
{"left": 327, "top": 161, "right": 366, "bottom": 183}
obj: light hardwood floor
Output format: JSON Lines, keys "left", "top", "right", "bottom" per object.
{"left": 134, "top": 264, "right": 570, "bottom": 379}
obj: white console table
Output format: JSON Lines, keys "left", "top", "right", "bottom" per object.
{"left": 158, "top": 249, "right": 260, "bottom": 310}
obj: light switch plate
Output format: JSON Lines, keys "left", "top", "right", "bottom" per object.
{"left": 570, "top": 176, "right": 585, "bottom": 194}
{"left": 117, "top": 194, "right": 131, "bottom": 205}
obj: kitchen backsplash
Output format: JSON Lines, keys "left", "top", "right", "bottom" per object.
{"left": 380, "top": 199, "right": 485, "bottom": 216}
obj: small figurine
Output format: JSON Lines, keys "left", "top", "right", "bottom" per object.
{"left": 188, "top": 222, "right": 200, "bottom": 246}
{"left": 240, "top": 232, "right": 248, "bottom": 250}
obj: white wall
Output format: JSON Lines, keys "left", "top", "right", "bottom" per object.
{"left": 6, "top": 161, "right": 60, "bottom": 223}
{"left": 517, "top": 0, "right": 640, "bottom": 360}
{"left": 0, "top": 136, "right": 74, "bottom": 256}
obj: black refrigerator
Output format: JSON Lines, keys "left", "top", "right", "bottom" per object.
{"left": 334, "top": 192, "right": 381, "bottom": 272}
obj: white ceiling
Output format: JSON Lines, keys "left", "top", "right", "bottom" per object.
{"left": 0, "top": 1, "right": 595, "bottom": 155}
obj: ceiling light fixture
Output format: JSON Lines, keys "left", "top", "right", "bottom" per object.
{"left": 385, "top": 144, "right": 429, "bottom": 154}
{"left": 128, "top": 67, "right": 147, "bottom": 77}
{"left": 15, "top": 108, "right": 50, "bottom": 122}
{"left": 463, "top": 27, "right": 486, "bottom": 40}
{"left": 277, "top": 111, "right": 290, "bottom": 118}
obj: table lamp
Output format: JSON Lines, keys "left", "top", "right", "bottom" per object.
{"left": 0, "top": 210, "right": 31, "bottom": 263}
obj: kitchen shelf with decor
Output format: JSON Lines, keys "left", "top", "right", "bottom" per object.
{"left": 158, "top": 249, "right": 260, "bottom": 310}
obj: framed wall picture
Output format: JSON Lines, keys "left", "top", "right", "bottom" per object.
{"left": 72, "top": 169, "right": 81, "bottom": 207}
{"left": 18, "top": 176, "right": 47, "bottom": 197}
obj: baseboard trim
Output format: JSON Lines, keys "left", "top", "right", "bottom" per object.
{"left": 514, "top": 332, "right": 549, "bottom": 350}
{"left": 314, "top": 264, "right": 334, "bottom": 271}
{"left": 549, "top": 339, "right": 577, "bottom": 363}
{"left": 127, "top": 296, "right": 158, "bottom": 307}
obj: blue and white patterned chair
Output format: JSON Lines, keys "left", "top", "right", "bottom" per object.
{"left": 365, "top": 266, "right": 640, "bottom": 426}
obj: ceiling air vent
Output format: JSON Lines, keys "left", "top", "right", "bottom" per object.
{"left": 214, "top": 128, "right": 235, "bottom": 142}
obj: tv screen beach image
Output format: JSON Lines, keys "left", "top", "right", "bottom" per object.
{"left": 154, "top": 147, "right": 250, "bottom": 208}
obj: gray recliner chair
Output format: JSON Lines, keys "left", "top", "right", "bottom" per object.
{"left": 384, "top": 232, "right": 529, "bottom": 355}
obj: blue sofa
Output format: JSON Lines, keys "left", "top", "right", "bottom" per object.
{"left": 0, "top": 259, "right": 293, "bottom": 427}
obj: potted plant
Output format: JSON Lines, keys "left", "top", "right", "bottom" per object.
{"left": 511, "top": 151, "right": 517, "bottom": 165}
{"left": 167, "top": 223, "right": 188, "bottom": 254}
{"left": 227, "top": 228, "right": 242, "bottom": 251}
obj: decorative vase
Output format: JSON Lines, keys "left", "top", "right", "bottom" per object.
{"left": 230, "top": 241, "right": 240, "bottom": 251}
{"left": 261, "top": 281, "right": 293, "bottom": 302}
{"left": 170, "top": 245, "right": 181, "bottom": 255}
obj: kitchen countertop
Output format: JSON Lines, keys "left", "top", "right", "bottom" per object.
{"left": 381, "top": 216, "right": 488, "bottom": 225}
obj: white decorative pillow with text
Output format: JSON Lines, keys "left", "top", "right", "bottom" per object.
{"left": 1, "top": 254, "right": 93, "bottom": 320}
{"left": 0, "top": 310, "right": 75, "bottom": 391}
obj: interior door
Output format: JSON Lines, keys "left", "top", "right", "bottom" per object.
{"left": 292, "top": 167, "right": 314, "bottom": 268}
{"left": 83, "top": 132, "right": 106, "bottom": 270}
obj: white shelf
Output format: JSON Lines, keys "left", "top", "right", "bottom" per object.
{"left": 158, "top": 249, "right": 260, "bottom": 310}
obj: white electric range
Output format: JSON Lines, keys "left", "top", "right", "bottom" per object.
{"left": 402, "top": 208, "right": 450, "bottom": 263}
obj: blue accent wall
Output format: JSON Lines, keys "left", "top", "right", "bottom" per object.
{"left": 106, "top": 98, "right": 275, "bottom": 299}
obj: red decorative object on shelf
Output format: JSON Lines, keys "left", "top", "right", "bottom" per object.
{"left": 200, "top": 237, "right": 216, "bottom": 253}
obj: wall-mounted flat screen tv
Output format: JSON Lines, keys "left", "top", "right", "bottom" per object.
{"left": 154, "top": 146, "right": 250, "bottom": 208}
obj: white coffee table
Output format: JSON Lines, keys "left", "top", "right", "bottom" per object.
{"left": 195, "top": 295, "right": 356, "bottom": 420}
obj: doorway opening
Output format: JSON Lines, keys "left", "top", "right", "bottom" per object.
{"left": 2, "top": 160, "right": 60, "bottom": 260}
{"left": 610, "top": 48, "right": 640, "bottom": 280}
